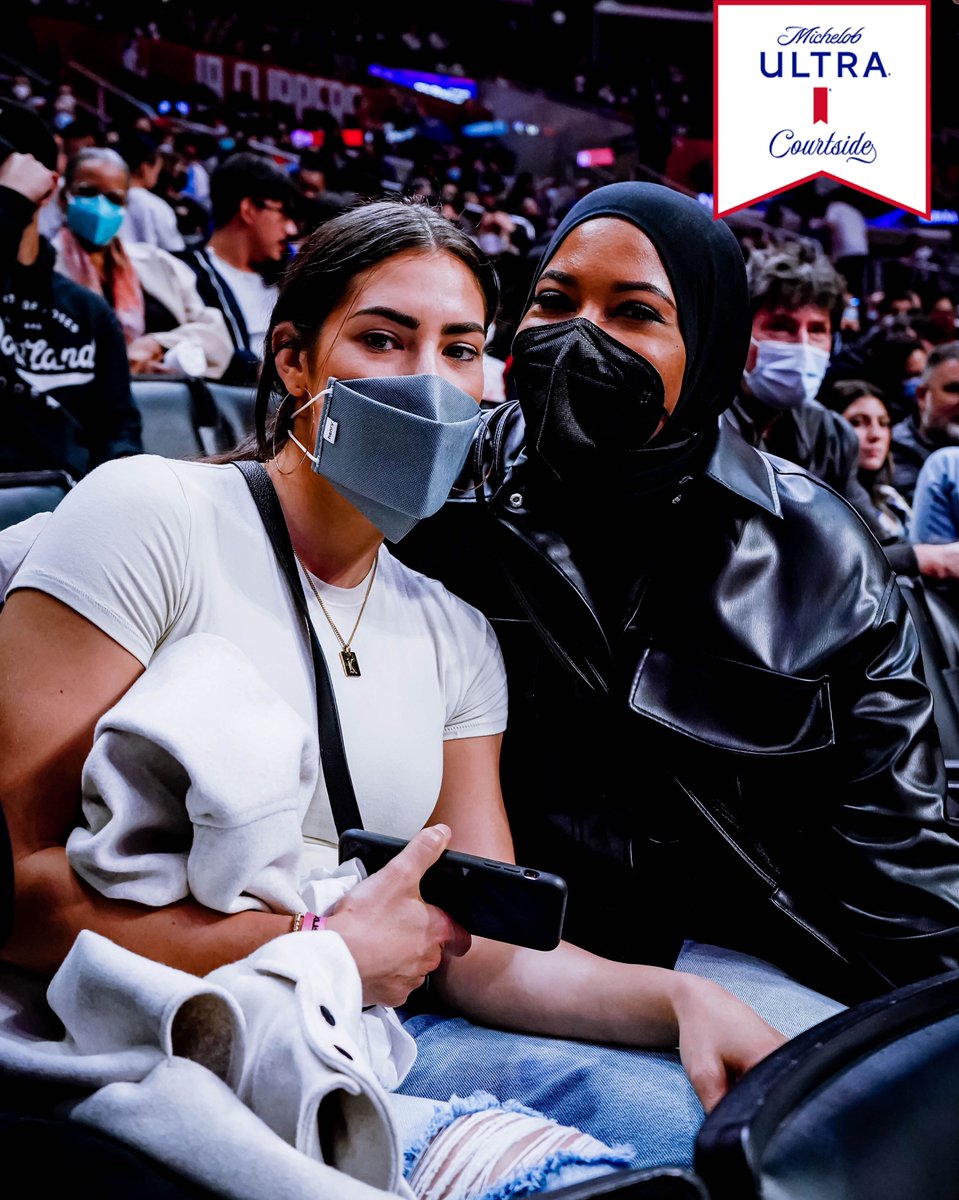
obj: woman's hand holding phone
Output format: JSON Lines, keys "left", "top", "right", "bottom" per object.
{"left": 325, "top": 824, "right": 472, "bottom": 1007}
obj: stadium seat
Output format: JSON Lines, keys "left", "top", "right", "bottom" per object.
{"left": 205, "top": 382, "right": 257, "bottom": 450}
{"left": 130, "top": 377, "right": 214, "bottom": 460}
{"left": 0, "top": 469, "right": 73, "bottom": 530}
{"left": 694, "top": 967, "right": 959, "bottom": 1200}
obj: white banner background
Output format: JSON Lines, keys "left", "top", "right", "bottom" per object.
{"left": 716, "top": 3, "right": 927, "bottom": 217}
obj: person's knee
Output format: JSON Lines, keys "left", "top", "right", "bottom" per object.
{"left": 407, "top": 1106, "right": 637, "bottom": 1200}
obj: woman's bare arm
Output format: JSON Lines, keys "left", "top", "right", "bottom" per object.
{"left": 0, "top": 590, "right": 463, "bottom": 994}
{"left": 0, "top": 589, "right": 299, "bottom": 975}
{"left": 429, "top": 736, "right": 786, "bottom": 1111}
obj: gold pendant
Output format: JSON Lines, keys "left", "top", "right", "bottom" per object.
{"left": 340, "top": 649, "right": 361, "bottom": 677}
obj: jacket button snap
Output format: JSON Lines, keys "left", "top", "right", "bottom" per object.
{"left": 320, "top": 1005, "right": 336, "bottom": 1026}
{"left": 671, "top": 495, "right": 682, "bottom": 505}
{"left": 509, "top": 492, "right": 523, "bottom": 507}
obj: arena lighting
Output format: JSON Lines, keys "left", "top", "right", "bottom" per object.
{"left": 920, "top": 209, "right": 959, "bottom": 225}
{"left": 576, "top": 147, "right": 615, "bottom": 167}
{"left": 593, "top": 1, "right": 712, "bottom": 22}
{"left": 367, "top": 64, "right": 477, "bottom": 105}
{"left": 383, "top": 123, "right": 418, "bottom": 144}
{"left": 290, "top": 129, "right": 325, "bottom": 149}
{"left": 461, "top": 119, "right": 509, "bottom": 138}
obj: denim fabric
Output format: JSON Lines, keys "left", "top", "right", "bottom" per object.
{"left": 397, "top": 941, "right": 845, "bottom": 1170}
{"left": 390, "top": 1090, "right": 638, "bottom": 1199}
{"left": 909, "top": 445, "right": 959, "bottom": 544}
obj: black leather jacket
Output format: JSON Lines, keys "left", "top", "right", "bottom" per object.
{"left": 399, "top": 402, "right": 959, "bottom": 1003}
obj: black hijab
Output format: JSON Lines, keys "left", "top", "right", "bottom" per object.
{"left": 519, "top": 182, "right": 752, "bottom": 436}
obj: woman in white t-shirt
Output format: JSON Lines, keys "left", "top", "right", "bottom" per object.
{"left": 0, "top": 199, "right": 786, "bottom": 1196}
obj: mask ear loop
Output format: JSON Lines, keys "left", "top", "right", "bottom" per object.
{"left": 283, "top": 385, "right": 334, "bottom": 468}
{"left": 272, "top": 390, "right": 312, "bottom": 475}
{"left": 270, "top": 257, "right": 390, "bottom": 475}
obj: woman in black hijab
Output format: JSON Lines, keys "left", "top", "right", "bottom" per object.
{"left": 512, "top": 181, "right": 749, "bottom": 500}
{"left": 398, "top": 182, "right": 959, "bottom": 1149}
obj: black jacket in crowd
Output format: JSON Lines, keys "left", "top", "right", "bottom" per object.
{"left": 890, "top": 413, "right": 938, "bottom": 507}
{"left": 397, "top": 401, "right": 959, "bottom": 1005}
{"left": 0, "top": 186, "right": 142, "bottom": 475}
{"left": 725, "top": 390, "right": 921, "bottom": 577}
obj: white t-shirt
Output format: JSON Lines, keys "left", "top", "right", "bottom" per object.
{"left": 5, "top": 456, "right": 507, "bottom": 860}
{"left": 206, "top": 247, "right": 277, "bottom": 358}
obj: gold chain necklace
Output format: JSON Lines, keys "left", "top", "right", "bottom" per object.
{"left": 294, "top": 550, "right": 378, "bottom": 677}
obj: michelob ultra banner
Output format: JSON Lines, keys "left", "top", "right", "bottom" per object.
{"left": 714, "top": 0, "right": 930, "bottom": 218}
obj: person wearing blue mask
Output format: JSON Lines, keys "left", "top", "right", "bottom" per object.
{"left": 53, "top": 147, "right": 232, "bottom": 379}
{"left": 0, "top": 198, "right": 785, "bottom": 1196}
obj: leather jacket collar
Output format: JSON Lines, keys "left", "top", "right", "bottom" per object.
{"left": 477, "top": 400, "right": 782, "bottom": 521}
{"left": 468, "top": 403, "right": 782, "bottom": 696}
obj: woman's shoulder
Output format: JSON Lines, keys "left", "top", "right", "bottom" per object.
{"left": 756, "top": 451, "right": 894, "bottom": 576}
{"left": 66, "top": 453, "right": 230, "bottom": 503}
{"left": 381, "top": 547, "right": 498, "bottom": 638}
{"left": 33, "top": 456, "right": 249, "bottom": 553}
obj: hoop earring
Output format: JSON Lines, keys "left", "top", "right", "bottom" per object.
{"left": 272, "top": 390, "right": 313, "bottom": 475}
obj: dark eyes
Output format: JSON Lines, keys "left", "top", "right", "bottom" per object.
{"left": 531, "top": 289, "right": 665, "bottom": 323}
{"left": 72, "top": 186, "right": 126, "bottom": 207}
{"left": 362, "top": 331, "right": 401, "bottom": 352}
{"left": 361, "top": 330, "right": 480, "bottom": 361}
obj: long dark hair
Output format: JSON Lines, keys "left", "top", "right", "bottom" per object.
{"left": 215, "top": 198, "right": 499, "bottom": 464}
{"left": 826, "top": 376, "right": 900, "bottom": 506}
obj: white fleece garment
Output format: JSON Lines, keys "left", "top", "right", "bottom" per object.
{"left": 65, "top": 631, "right": 415, "bottom": 1089}
{"left": 0, "top": 929, "right": 413, "bottom": 1200}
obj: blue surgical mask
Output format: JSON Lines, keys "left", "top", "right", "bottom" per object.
{"left": 65, "top": 193, "right": 125, "bottom": 247}
{"left": 744, "top": 339, "right": 831, "bottom": 410}
{"left": 902, "top": 377, "right": 920, "bottom": 402}
{"left": 287, "top": 373, "right": 481, "bottom": 543}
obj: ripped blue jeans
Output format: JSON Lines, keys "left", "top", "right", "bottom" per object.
{"left": 396, "top": 940, "right": 845, "bottom": 1178}
{"left": 391, "top": 1091, "right": 639, "bottom": 1200}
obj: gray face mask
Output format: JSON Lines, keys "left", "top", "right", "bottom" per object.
{"left": 288, "top": 373, "right": 481, "bottom": 542}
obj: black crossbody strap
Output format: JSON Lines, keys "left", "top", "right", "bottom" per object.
{"left": 234, "top": 460, "right": 363, "bottom": 834}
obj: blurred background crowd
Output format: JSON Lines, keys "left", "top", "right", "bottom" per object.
{"left": 2, "top": 0, "right": 959, "bottom": 483}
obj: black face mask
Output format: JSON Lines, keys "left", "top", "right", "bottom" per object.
{"left": 511, "top": 318, "right": 671, "bottom": 488}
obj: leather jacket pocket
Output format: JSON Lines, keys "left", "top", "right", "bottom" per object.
{"left": 629, "top": 645, "right": 835, "bottom": 755}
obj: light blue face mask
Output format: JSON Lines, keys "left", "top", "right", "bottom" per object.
{"left": 287, "top": 373, "right": 481, "bottom": 543}
{"left": 65, "top": 193, "right": 125, "bottom": 247}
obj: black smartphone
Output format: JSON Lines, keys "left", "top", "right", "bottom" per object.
{"left": 337, "top": 828, "right": 568, "bottom": 952}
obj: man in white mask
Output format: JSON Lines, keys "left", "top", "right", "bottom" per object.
{"left": 723, "top": 238, "right": 892, "bottom": 545}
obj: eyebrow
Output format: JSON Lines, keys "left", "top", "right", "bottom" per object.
{"left": 537, "top": 269, "right": 676, "bottom": 310}
{"left": 349, "top": 306, "right": 485, "bottom": 336}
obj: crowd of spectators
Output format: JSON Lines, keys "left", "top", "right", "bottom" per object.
{"left": 6, "top": 7, "right": 959, "bottom": 1192}
{"left": 3, "top": 3, "right": 959, "bottom": 547}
